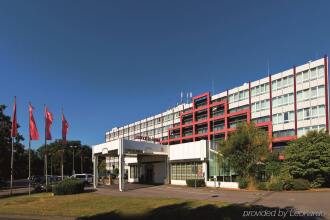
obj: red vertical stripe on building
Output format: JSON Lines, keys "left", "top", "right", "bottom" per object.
{"left": 269, "top": 75, "right": 272, "bottom": 121}
{"left": 324, "top": 55, "right": 329, "bottom": 132}
{"left": 293, "top": 66, "right": 298, "bottom": 136}
{"left": 248, "top": 81, "right": 251, "bottom": 112}
{"left": 268, "top": 74, "right": 273, "bottom": 151}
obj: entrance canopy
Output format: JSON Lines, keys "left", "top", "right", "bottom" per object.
{"left": 92, "top": 138, "right": 168, "bottom": 191}
{"left": 93, "top": 139, "right": 168, "bottom": 156}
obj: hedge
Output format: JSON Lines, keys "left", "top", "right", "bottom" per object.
{"left": 52, "top": 178, "right": 85, "bottom": 195}
{"left": 283, "top": 179, "right": 310, "bottom": 191}
{"left": 186, "top": 179, "right": 205, "bottom": 187}
{"left": 256, "top": 182, "right": 267, "bottom": 190}
{"left": 268, "top": 182, "right": 283, "bottom": 191}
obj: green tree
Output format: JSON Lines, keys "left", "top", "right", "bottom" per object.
{"left": 282, "top": 130, "right": 330, "bottom": 188}
{"left": 37, "top": 140, "right": 92, "bottom": 176}
{"left": 222, "top": 122, "right": 270, "bottom": 180}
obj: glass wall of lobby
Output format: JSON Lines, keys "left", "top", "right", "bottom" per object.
{"left": 208, "top": 141, "right": 237, "bottom": 182}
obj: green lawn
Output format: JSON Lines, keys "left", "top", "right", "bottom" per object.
{"left": 0, "top": 192, "right": 226, "bottom": 218}
{"left": 0, "top": 192, "right": 307, "bottom": 220}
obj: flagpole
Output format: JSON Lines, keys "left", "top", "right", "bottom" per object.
{"left": 10, "top": 138, "right": 14, "bottom": 196}
{"left": 44, "top": 105, "right": 48, "bottom": 192}
{"left": 61, "top": 108, "right": 64, "bottom": 181}
{"left": 28, "top": 138, "right": 31, "bottom": 195}
{"left": 10, "top": 96, "right": 16, "bottom": 196}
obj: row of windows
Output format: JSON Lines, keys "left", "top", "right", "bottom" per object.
{"left": 251, "top": 99, "right": 270, "bottom": 112}
{"left": 296, "top": 66, "right": 324, "bottom": 84}
{"left": 297, "top": 85, "right": 325, "bottom": 102}
{"left": 272, "top": 111, "right": 295, "bottom": 125}
{"left": 272, "top": 75, "right": 294, "bottom": 91}
{"left": 272, "top": 93, "right": 294, "bottom": 108}
{"left": 170, "top": 162, "right": 203, "bottom": 180}
{"left": 297, "top": 105, "right": 326, "bottom": 121}
{"left": 228, "top": 90, "right": 249, "bottom": 103}
{"left": 252, "top": 116, "right": 270, "bottom": 124}
{"left": 108, "top": 113, "right": 181, "bottom": 138}
{"left": 297, "top": 124, "right": 326, "bottom": 137}
{"left": 273, "top": 129, "right": 295, "bottom": 138}
{"left": 251, "top": 83, "right": 269, "bottom": 97}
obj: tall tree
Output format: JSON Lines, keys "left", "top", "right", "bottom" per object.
{"left": 222, "top": 122, "right": 270, "bottom": 179}
{"left": 282, "top": 130, "right": 330, "bottom": 188}
{"left": 37, "top": 140, "right": 92, "bottom": 176}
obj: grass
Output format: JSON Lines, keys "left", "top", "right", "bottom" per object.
{"left": 0, "top": 192, "right": 226, "bottom": 218}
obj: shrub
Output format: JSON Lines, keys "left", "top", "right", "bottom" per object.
{"left": 256, "top": 182, "right": 267, "bottom": 190}
{"left": 268, "top": 182, "right": 283, "bottom": 191}
{"left": 53, "top": 178, "right": 85, "bottom": 195}
{"left": 186, "top": 179, "right": 205, "bottom": 187}
{"left": 310, "top": 175, "right": 325, "bottom": 188}
{"left": 237, "top": 177, "right": 248, "bottom": 189}
{"left": 283, "top": 178, "right": 310, "bottom": 191}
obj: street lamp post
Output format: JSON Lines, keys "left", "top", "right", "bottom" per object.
{"left": 70, "top": 146, "right": 77, "bottom": 175}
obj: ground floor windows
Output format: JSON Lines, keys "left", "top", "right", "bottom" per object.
{"left": 209, "top": 150, "right": 236, "bottom": 181}
{"left": 170, "top": 162, "right": 203, "bottom": 180}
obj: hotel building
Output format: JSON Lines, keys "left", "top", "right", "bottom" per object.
{"left": 92, "top": 56, "right": 329, "bottom": 189}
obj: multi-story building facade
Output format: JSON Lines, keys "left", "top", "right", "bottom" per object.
{"left": 93, "top": 56, "right": 328, "bottom": 188}
{"left": 105, "top": 56, "right": 329, "bottom": 151}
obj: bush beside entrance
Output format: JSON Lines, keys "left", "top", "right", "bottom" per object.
{"left": 53, "top": 178, "right": 85, "bottom": 195}
{"left": 186, "top": 179, "right": 205, "bottom": 187}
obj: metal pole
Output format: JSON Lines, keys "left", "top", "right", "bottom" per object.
{"left": 50, "top": 154, "right": 53, "bottom": 176}
{"left": 61, "top": 150, "right": 64, "bottom": 180}
{"left": 44, "top": 105, "right": 48, "bottom": 191}
{"left": 28, "top": 139, "right": 31, "bottom": 195}
{"left": 10, "top": 138, "right": 14, "bottom": 196}
{"left": 72, "top": 147, "right": 75, "bottom": 175}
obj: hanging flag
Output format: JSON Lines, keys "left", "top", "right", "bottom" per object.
{"left": 62, "top": 113, "right": 69, "bottom": 141}
{"left": 29, "top": 104, "right": 39, "bottom": 140}
{"left": 45, "top": 107, "right": 53, "bottom": 140}
{"left": 11, "top": 97, "right": 17, "bottom": 137}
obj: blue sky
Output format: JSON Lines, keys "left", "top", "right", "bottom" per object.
{"left": 0, "top": 0, "right": 329, "bottom": 148}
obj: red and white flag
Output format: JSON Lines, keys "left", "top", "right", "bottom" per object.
{"left": 62, "top": 113, "right": 69, "bottom": 141}
{"left": 11, "top": 97, "right": 17, "bottom": 137}
{"left": 45, "top": 107, "right": 53, "bottom": 140}
{"left": 29, "top": 104, "right": 39, "bottom": 140}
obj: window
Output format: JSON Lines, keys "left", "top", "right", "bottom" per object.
{"left": 319, "top": 105, "right": 326, "bottom": 116}
{"left": 311, "top": 87, "right": 317, "bottom": 98}
{"left": 318, "top": 66, "right": 324, "bottom": 78}
{"left": 304, "top": 108, "right": 310, "bottom": 120}
{"left": 310, "top": 68, "right": 317, "bottom": 79}
{"left": 283, "top": 112, "right": 289, "bottom": 123}
{"left": 296, "top": 73, "right": 302, "bottom": 84}
{"left": 130, "top": 165, "right": 138, "bottom": 179}
{"left": 155, "top": 117, "right": 161, "bottom": 124}
{"left": 297, "top": 110, "right": 303, "bottom": 121}
{"left": 303, "top": 71, "right": 309, "bottom": 82}
{"left": 318, "top": 86, "right": 325, "bottom": 97}
{"left": 272, "top": 81, "right": 277, "bottom": 91}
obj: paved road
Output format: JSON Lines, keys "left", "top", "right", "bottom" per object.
{"left": 96, "top": 184, "right": 330, "bottom": 218}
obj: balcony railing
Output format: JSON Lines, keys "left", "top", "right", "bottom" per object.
{"left": 212, "top": 110, "right": 224, "bottom": 117}
{"left": 182, "top": 119, "right": 193, "bottom": 124}
{"left": 170, "top": 134, "right": 180, "bottom": 139}
{"left": 213, "top": 125, "right": 224, "bottom": 131}
{"left": 196, "top": 128, "right": 208, "bottom": 134}
{"left": 183, "top": 131, "right": 193, "bottom": 137}
{"left": 196, "top": 115, "right": 208, "bottom": 121}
